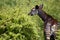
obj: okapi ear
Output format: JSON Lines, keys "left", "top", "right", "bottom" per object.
{"left": 39, "top": 4, "right": 43, "bottom": 9}
{"left": 35, "top": 5, "right": 39, "bottom": 9}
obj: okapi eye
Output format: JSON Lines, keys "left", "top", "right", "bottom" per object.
{"left": 35, "top": 5, "right": 39, "bottom": 9}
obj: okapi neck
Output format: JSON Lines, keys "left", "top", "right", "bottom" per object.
{"left": 38, "top": 10, "right": 47, "bottom": 22}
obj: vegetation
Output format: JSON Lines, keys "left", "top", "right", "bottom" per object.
{"left": 0, "top": 0, "right": 60, "bottom": 40}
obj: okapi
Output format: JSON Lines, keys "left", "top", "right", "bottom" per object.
{"left": 28, "top": 4, "right": 60, "bottom": 40}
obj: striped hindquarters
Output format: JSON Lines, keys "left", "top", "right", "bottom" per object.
{"left": 44, "top": 22, "right": 58, "bottom": 40}
{"left": 44, "top": 22, "right": 51, "bottom": 40}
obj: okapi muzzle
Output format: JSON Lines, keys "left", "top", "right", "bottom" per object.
{"left": 28, "top": 4, "right": 60, "bottom": 40}
{"left": 28, "top": 5, "right": 38, "bottom": 15}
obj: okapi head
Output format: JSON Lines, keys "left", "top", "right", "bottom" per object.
{"left": 28, "top": 4, "right": 47, "bottom": 21}
{"left": 28, "top": 4, "right": 43, "bottom": 16}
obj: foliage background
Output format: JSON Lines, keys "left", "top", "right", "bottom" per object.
{"left": 0, "top": 0, "right": 60, "bottom": 40}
